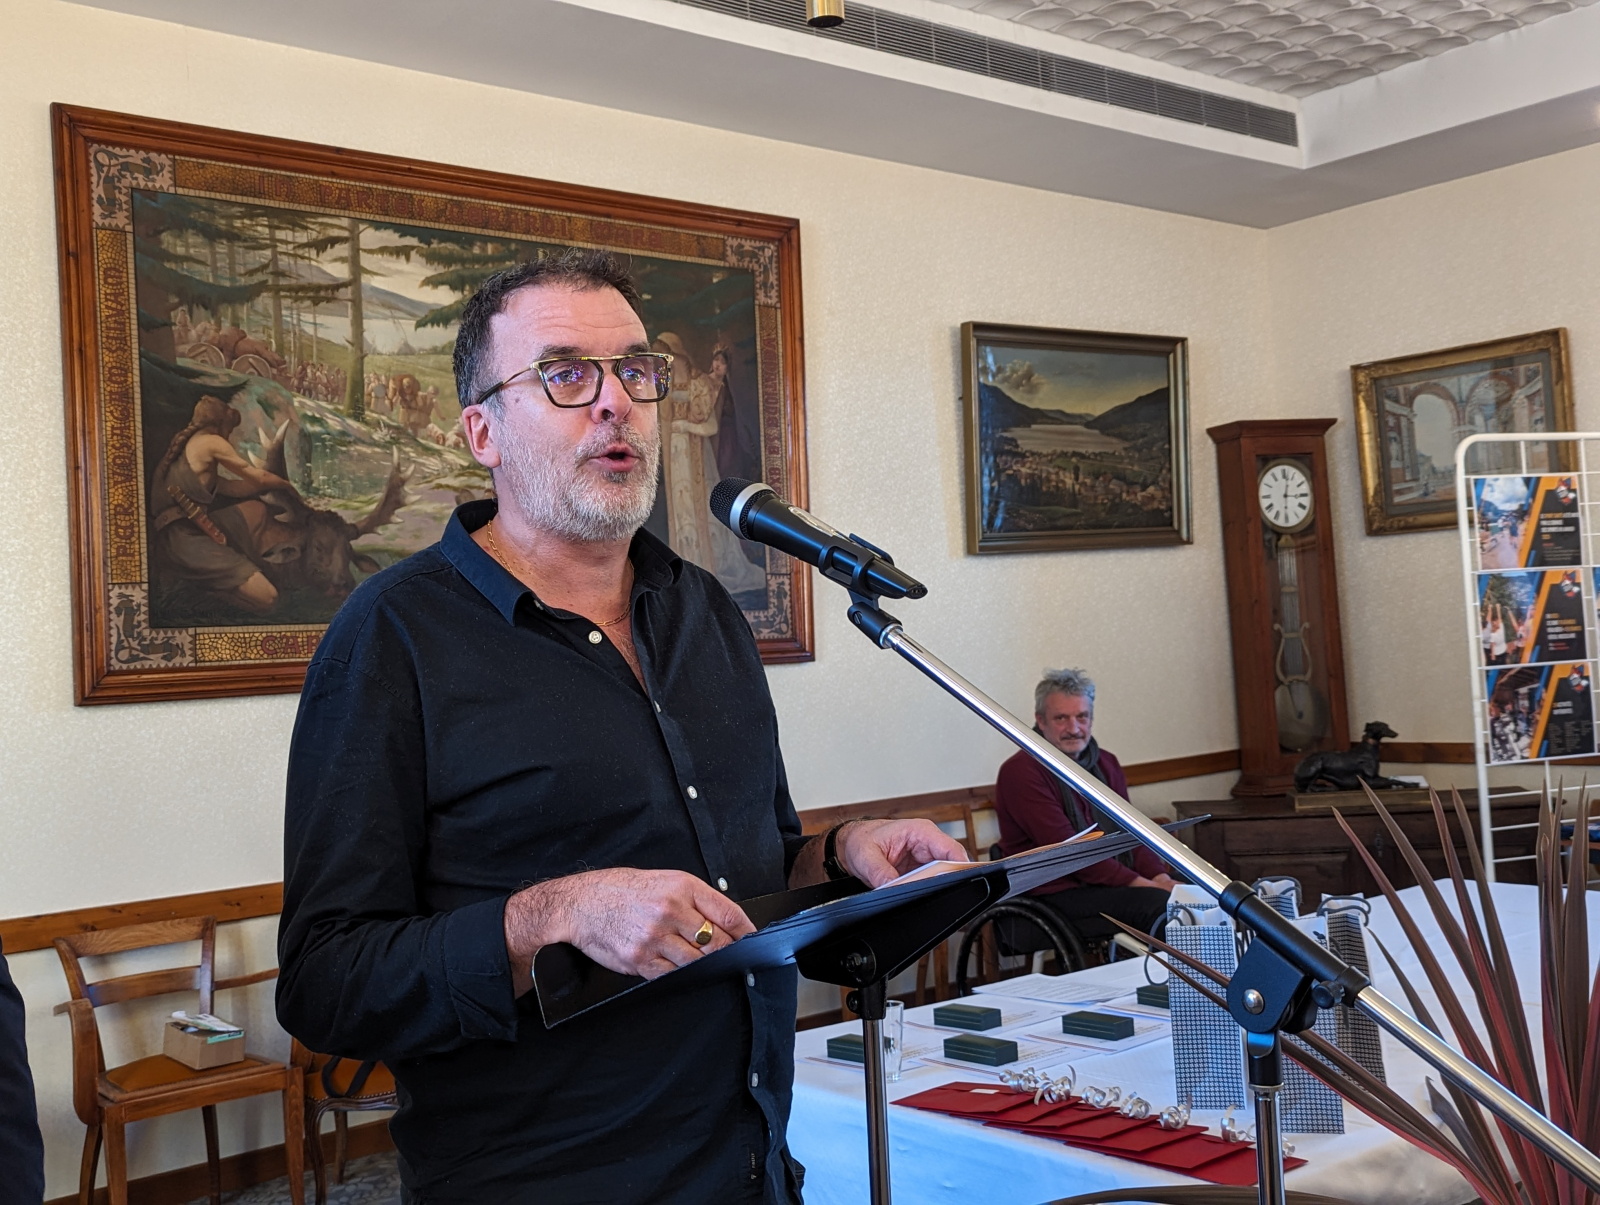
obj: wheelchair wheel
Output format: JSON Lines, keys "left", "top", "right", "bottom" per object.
{"left": 955, "top": 899, "right": 1090, "bottom": 996}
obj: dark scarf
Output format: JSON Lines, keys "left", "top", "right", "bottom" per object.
{"left": 1038, "top": 730, "right": 1134, "bottom": 867}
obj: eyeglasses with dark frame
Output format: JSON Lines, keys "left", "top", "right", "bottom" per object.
{"left": 472, "top": 352, "right": 675, "bottom": 410}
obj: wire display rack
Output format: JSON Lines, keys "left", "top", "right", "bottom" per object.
{"left": 1455, "top": 431, "right": 1600, "bottom": 881}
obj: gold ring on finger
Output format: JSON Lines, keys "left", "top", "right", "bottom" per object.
{"left": 694, "top": 920, "right": 715, "bottom": 947}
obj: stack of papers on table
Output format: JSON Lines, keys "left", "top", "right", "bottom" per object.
{"left": 971, "top": 962, "right": 1162, "bottom": 1006}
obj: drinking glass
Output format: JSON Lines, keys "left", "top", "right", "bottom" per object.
{"left": 882, "top": 1000, "right": 905, "bottom": 1082}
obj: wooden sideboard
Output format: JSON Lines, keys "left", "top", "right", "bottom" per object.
{"left": 1172, "top": 791, "right": 1539, "bottom": 901}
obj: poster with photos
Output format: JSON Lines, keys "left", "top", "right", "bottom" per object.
{"left": 1477, "top": 569, "right": 1587, "bottom": 665}
{"left": 1486, "top": 662, "right": 1596, "bottom": 763}
{"left": 1474, "top": 475, "right": 1581, "bottom": 569}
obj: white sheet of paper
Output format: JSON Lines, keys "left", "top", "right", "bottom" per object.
{"left": 907, "top": 1001, "right": 1065, "bottom": 1034}
{"left": 802, "top": 1055, "right": 929, "bottom": 1073}
{"left": 1015, "top": 1014, "right": 1168, "bottom": 1052}
{"left": 879, "top": 825, "right": 1102, "bottom": 888}
{"left": 969, "top": 964, "right": 1156, "bottom": 1005}
{"left": 1096, "top": 993, "right": 1172, "bottom": 1019}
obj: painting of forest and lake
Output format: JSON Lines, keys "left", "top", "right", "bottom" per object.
{"left": 961, "top": 323, "right": 1191, "bottom": 553}
{"left": 54, "top": 106, "right": 811, "bottom": 703}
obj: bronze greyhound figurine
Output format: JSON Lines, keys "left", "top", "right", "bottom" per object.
{"left": 1294, "top": 721, "right": 1411, "bottom": 793}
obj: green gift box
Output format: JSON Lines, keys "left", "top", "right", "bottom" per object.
{"left": 932, "top": 1003, "right": 1004, "bottom": 1031}
{"left": 1136, "top": 984, "right": 1170, "bottom": 1009}
{"left": 1060, "top": 1011, "right": 1135, "bottom": 1041}
{"left": 943, "top": 1033, "right": 1019, "bottom": 1067}
{"left": 826, "top": 1033, "right": 865, "bottom": 1064}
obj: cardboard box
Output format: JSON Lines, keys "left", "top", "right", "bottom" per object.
{"left": 164, "top": 1021, "right": 245, "bottom": 1070}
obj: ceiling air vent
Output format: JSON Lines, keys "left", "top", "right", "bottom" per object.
{"left": 675, "top": 0, "right": 1298, "bottom": 147}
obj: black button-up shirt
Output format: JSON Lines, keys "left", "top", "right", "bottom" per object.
{"left": 277, "top": 501, "right": 810, "bottom": 1204}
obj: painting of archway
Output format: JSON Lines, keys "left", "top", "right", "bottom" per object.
{"left": 1352, "top": 330, "right": 1572, "bottom": 535}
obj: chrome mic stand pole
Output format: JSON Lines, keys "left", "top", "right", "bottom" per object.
{"left": 1246, "top": 1032, "right": 1287, "bottom": 1205}
{"left": 852, "top": 980, "right": 894, "bottom": 1205}
{"left": 840, "top": 598, "right": 1600, "bottom": 1203}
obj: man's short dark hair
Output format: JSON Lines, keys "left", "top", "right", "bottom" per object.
{"left": 453, "top": 248, "right": 644, "bottom": 413}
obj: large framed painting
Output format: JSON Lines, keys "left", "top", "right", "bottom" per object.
{"left": 52, "top": 105, "right": 812, "bottom": 704}
{"left": 1352, "top": 329, "right": 1573, "bottom": 536}
{"left": 960, "top": 322, "right": 1191, "bottom": 553}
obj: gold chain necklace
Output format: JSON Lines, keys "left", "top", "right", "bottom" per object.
{"left": 484, "top": 520, "right": 632, "bottom": 627}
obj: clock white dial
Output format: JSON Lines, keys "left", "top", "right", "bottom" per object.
{"left": 1258, "top": 460, "right": 1313, "bottom": 533}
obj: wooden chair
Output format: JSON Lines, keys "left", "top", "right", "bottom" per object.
{"left": 53, "top": 917, "right": 304, "bottom": 1205}
{"left": 291, "top": 1040, "right": 397, "bottom": 1205}
{"left": 801, "top": 791, "right": 986, "bottom": 1014}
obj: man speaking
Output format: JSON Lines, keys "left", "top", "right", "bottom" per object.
{"left": 277, "top": 250, "right": 964, "bottom": 1204}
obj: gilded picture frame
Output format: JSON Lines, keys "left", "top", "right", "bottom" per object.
{"left": 961, "top": 322, "right": 1191, "bottom": 553}
{"left": 52, "top": 104, "right": 813, "bottom": 704}
{"left": 1352, "top": 329, "right": 1573, "bottom": 536}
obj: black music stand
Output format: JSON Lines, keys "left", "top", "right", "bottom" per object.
{"left": 534, "top": 826, "right": 1194, "bottom": 1205}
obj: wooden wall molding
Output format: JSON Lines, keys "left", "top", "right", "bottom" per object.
{"left": 4, "top": 742, "right": 1499, "bottom": 955}
{"left": 1, "top": 884, "right": 282, "bottom": 955}
{"left": 1383, "top": 741, "right": 1474, "bottom": 765}
{"left": 1123, "top": 748, "right": 1241, "bottom": 786}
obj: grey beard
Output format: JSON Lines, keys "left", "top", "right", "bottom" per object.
{"left": 495, "top": 420, "right": 660, "bottom": 543}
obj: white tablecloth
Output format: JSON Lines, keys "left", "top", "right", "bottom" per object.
{"left": 789, "top": 881, "right": 1598, "bottom": 1205}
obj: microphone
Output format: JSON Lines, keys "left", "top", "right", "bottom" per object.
{"left": 709, "top": 479, "right": 927, "bottom": 601}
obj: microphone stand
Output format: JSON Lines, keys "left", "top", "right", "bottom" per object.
{"left": 831, "top": 563, "right": 1600, "bottom": 1205}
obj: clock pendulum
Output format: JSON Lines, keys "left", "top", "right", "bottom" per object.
{"left": 1270, "top": 531, "right": 1329, "bottom": 751}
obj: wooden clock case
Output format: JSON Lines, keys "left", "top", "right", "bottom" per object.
{"left": 1207, "top": 419, "right": 1350, "bottom": 796}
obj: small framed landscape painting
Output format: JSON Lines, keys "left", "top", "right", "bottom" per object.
{"left": 1351, "top": 329, "right": 1573, "bottom": 536}
{"left": 53, "top": 104, "right": 812, "bottom": 704}
{"left": 960, "top": 322, "right": 1191, "bottom": 554}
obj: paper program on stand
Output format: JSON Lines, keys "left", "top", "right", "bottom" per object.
{"left": 880, "top": 826, "right": 1104, "bottom": 889}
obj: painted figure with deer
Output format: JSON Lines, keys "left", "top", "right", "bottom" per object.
{"left": 149, "top": 395, "right": 408, "bottom": 615}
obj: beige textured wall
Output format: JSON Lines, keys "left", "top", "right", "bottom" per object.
{"left": 6, "top": 0, "right": 1591, "bottom": 1194}
{"left": 1266, "top": 145, "right": 1600, "bottom": 746}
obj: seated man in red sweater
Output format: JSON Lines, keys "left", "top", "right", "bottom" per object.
{"left": 995, "top": 667, "right": 1176, "bottom": 941}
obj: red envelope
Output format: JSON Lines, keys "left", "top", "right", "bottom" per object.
{"left": 1072, "top": 1123, "right": 1206, "bottom": 1153}
{"left": 894, "top": 1084, "right": 1032, "bottom": 1117}
{"left": 1036, "top": 1112, "right": 1150, "bottom": 1140}
{"left": 1001, "top": 1101, "right": 1110, "bottom": 1132}
{"left": 1129, "top": 1132, "right": 1241, "bottom": 1170}
{"left": 978, "top": 1098, "right": 1081, "bottom": 1128}
{"left": 1180, "top": 1146, "right": 1309, "bottom": 1186}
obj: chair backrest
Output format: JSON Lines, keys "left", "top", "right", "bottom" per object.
{"left": 799, "top": 790, "right": 988, "bottom": 861}
{"left": 55, "top": 916, "right": 217, "bottom": 1016}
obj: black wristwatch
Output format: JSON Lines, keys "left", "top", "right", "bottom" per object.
{"left": 822, "top": 820, "right": 857, "bottom": 881}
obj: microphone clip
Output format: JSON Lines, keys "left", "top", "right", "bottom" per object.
{"left": 844, "top": 533, "right": 902, "bottom": 646}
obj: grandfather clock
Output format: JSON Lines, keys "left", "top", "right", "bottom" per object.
{"left": 1208, "top": 419, "right": 1350, "bottom": 796}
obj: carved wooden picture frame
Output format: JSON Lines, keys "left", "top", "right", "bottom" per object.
{"left": 1351, "top": 329, "right": 1573, "bottom": 536}
{"left": 53, "top": 104, "right": 812, "bottom": 704}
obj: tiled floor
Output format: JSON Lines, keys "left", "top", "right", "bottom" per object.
{"left": 184, "top": 1152, "right": 400, "bottom": 1205}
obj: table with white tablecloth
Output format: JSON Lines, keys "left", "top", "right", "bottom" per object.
{"left": 788, "top": 881, "right": 1599, "bottom": 1205}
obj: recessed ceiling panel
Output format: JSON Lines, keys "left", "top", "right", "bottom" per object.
{"left": 932, "top": 0, "right": 1598, "bottom": 94}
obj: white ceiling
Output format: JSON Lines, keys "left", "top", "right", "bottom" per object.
{"left": 931, "top": 0, "right": 1598, "bottom": 95}
{"left": 66, "top": 0, "right": 1600, "bottom": 227}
